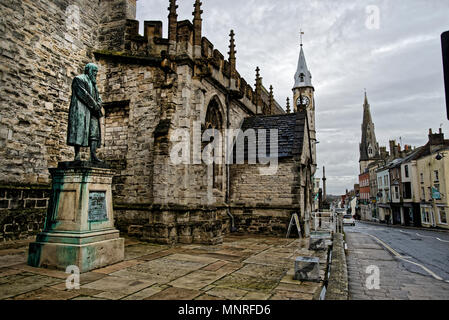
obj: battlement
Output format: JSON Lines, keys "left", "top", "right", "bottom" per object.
{"left": 96, "top": 0, "right": 278, "bottom": 114}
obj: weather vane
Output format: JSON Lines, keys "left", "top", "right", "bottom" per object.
{"left": 300, "top": 29, "right": 304, "bottom": 47}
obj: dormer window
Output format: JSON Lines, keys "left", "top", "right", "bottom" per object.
{"left": 299, "top": 73, "right": 305, "bottom": 82}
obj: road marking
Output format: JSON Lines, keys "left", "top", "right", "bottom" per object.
{"left": 366, "top": 233, "right": 444, "bottom": 282}
{"left": 437, "top": 238, "right": 449, "bottom": 243}
{"left": 416, "top": 233, "right": 433, "bottom": 238}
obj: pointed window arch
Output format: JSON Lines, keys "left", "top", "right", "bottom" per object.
{"left": 204, "top": 97, "right": 224, "bottom": 190}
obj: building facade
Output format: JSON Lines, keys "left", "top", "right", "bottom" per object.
{"left": 0, "top": 0, "right": 317, "bottom": 242}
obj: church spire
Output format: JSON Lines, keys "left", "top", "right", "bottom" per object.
{"left": 293, "top": 32, "right": 313, "bottom": 89}
{"left": 360, "top": 90, "right": 380, "bottom": 167}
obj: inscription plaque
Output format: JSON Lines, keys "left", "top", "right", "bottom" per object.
{"left": 88, "top": 191, "right": 107, "bottom": 222}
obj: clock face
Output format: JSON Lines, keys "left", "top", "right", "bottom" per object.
{"left": 296, "top": 96, "right": 310, "bottom": 108}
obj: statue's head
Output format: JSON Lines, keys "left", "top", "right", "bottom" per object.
{"left": 84, "top": 63, "right": 98, "bottom": 83}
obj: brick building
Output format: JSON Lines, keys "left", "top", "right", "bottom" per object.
{"left": 0, "top": 0, "right": 317, "bottom": 243}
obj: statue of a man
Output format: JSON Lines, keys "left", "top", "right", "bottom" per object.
{"left": 67, "top": 63, "right": 103, "bottom": 162}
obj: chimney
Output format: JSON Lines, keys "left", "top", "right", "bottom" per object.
{"left": 389, "top": 140, "right": 396, "bottom": 158}
{"left": 429, "top": 128, "right": 445, "bottom": 148}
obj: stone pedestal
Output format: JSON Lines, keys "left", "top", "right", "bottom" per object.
{"left": 28, "top": 162, "right": 124, "bottom": 273}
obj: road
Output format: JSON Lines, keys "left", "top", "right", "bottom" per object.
{"left": 345, "top": 221, "right": 449, "bottom": 300}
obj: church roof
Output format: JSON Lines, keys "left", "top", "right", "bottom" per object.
{"left": 293, "top": 46, "right": 313, "bottom": 89}
{"left": 235, "top": 112, "right": 306, "bottom": 161}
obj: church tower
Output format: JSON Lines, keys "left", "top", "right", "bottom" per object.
{"left": 359, "top": 91, "right": 381, "bottom": 173}
{"left": 292, "top": 35, "right": 316, "bottom": 167}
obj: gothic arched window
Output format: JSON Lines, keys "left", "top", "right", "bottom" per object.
{"left": 204, "top": 98, "right": 223, "bottom": 190}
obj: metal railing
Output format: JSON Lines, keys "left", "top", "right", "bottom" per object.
{"left": 311, "top": 211, "right": 336, "bottom": 233}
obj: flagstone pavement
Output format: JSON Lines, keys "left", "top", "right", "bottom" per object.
{"left": 0, "top": 235, "right": 327, "bottom": 300}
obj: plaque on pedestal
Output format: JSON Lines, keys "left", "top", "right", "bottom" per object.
{"left": 27, "top": 161, "right": 124, "bottom": 273}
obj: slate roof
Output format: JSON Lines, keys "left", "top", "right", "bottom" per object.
{"left": 233, "top": 112, "right": 306, "bottom": 162}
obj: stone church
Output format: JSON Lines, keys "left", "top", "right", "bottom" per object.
{"left": 0, "top": 0, "right": 317, "bottom": 244}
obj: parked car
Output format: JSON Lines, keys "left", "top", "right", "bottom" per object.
{"left": 343, "top": 214, "right": 356, "bottom": 226}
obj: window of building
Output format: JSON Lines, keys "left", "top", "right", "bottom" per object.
{"left": 384, "top": 176, "right": 388, "bottom": 186}
{"left": 204, "top": 98, "right": 223, "bottom": 190}
{"left": 378, "top": 177, "right": 382, "bottom": 187}
{"left": 434, "top": 170, "right": 439, "bottom": 182}
{"left": 421, "top": 187, "right": 425, "bottom": 199}
{"left": 404, "top": 165, "right": 409, "bottom": 178}
{"left": 420, "top": 173, "right": 424, "bottom": 184}
{"left": 439, "top": 207, "right": 447, "bottom": 224}
{"left": 403, "top": 182, "right": 412, "bottom": 199}
{"left": 394, "top": 186, "right": 400, "bottom": 200}
{"left": 421, "top": 207, "right": 430, "bottom": 224}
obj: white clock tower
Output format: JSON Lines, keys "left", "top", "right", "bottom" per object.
{"left": 292, "top": 35, "right": 316, "bottom": 168}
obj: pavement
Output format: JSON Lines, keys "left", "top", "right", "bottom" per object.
{"left": 345, "top": 222, "right": 449, "bottom": 300}
{"left": 0, "top": 235, "right": 327, "bottom": 300}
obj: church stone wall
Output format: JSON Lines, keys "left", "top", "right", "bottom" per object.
{"left": 0, "top": 0, "right": 103, "bottom": 240}
{"left": 0, "top": 0, "right": 102, "bottom": 185}
{"left": 229, "top": 159, "right": 303, "bottom": 235}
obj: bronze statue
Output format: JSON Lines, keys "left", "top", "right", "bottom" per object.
{"left": 67, "top": 63, "right": 103, "bottom": 162}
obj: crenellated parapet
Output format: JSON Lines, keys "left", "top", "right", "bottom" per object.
{"left": 96, "top": 0, "right": 282, "bottom": 114}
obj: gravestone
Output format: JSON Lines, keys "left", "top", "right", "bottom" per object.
{"left": 27, "top": 161, "right": 124, "bottom": 272}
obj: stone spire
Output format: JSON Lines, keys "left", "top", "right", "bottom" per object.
{"left": 360, "top": 90, "right": 380, "bottom": 166}
{"left": 293, "top": 46, "right": 313, "bottom": 89}
{"left": 255, "top": 67, "right": 262, "bottom": 114}
{"left": 269, "top": 85, "right": 274, "bottom": 114}
{"left": 286, "top": 97, "right": 291, "bottom": 114}
{"left": 168, "top": 0, "right": 178, "bottom": 55}
{"left": 228, "top": 30, "right": 236, "bottom": 77}
{"left": 192, "top": 0, "right": 203, "bottom": 57}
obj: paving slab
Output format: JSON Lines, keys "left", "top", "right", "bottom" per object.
{"left": 144, "top": 287, "right": 201, "bottom": 300}
{"left": 122, "top": 285, "right": 164, "bottom": 300}
{"left": 235, "top": 264, "right": 288, "bottom": 281}
{"left": 124, "top": 244, "right": 167, "bottom": 260}
{"left": 82, "top": 276, "right": 155, "bottom": 299}
{"left": 213, "top": 273, "right": 279, "bottom": 293}
{"left": 10, "top": 286, "right": 80, "bottom": 300}
{"left": 0, "top": 274, "right": 63, "bottom": 299}
{"left": 206, "top": 287, "right": 248, "bottom": 300}
{"left": 269, "top": 290, "right": 313, "bottom": 300}
{"left": 202, "top": 261, "right": 228, "bottom": 271}
{"left": 169, "top": 270, "right": 227, "bottom": 290}
{"left": 92, "top": 259, "right": 146, "bottom": 274}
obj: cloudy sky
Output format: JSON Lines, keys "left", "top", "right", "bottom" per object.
{"left": 136, "top": 0, "right": 449, "bottom": 195}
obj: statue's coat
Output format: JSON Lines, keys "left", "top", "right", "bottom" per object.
{"left": 67, "top": 74, "right": 102, "bottom": 147}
